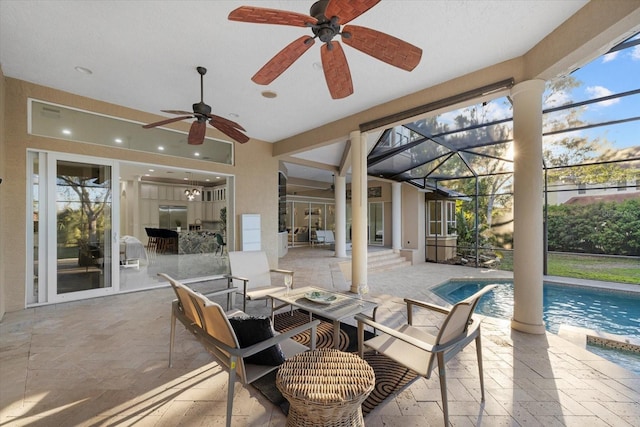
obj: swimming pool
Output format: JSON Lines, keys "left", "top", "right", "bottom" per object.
{"left": 432, "top": 279, "right": 640, "bottom": 374}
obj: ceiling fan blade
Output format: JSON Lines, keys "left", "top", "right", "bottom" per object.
{"left": 252, "top": 36, "right": 315, "bottom": 85}
{"left": 210, "top": 119, "right": 250, "bottom": 144}
{"left": 208, "top": 114, "right": 246, "bottom": 131}
{"left": 161, "top": 109, "right": 194, "bottom": 115}
{"left": 342, "top": 25, "right": 422, "bottom": 71}
{"left": 142, "top": 115, "right": 193, "bottom": 129}
{"left": 321, "top": 42, "right": 353, "bottom": 99}
{"left": 187, "top": 121, "right": 207, "bottom": 145}
{"left": 228, "top": 6, "right": 317, "bottom": 27}
{"left": 325, "top": 0, "right": 380, "bottom": 25}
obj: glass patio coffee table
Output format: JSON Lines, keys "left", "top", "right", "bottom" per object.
{"left": 268, "top": 286, "right": 378, "bottom": 349}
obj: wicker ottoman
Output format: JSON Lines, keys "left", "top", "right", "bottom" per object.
{"left": 276, "top": 348, "right": 375, "bottom": 427}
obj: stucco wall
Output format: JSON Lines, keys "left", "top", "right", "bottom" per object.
{"left": 0, "top": 65, "right": 6, "bottom": 319}
{"left": 1, "top": 77, "right": 278, "bottom": 312}
{"left": 401, "top": 184, "right": 426, "bottom": 263}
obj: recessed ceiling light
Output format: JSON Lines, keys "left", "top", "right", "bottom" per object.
{"left": 148, "top": 169, "right": 154, "bottom": 172}
{"left": 261, "top": 90, "right": 277, "bottom": 99}
{"left": 158, "top": 146, "right": 164, "bottom": 151}
{"left": 194, "top": 152, "right": 200, "bottom": 157}
{"left": 144, "top": 173, "right": 150, "bottom": 177}
{"left": 114, "top": 138, "right": 123, "bottom": 144}
{"left": 229, "top": 113, "right": 239, "bottom": 118}
{"left": 74, "top": 66, "right": 93, "bottom": 75}
{"left": 183, "top": 177, "right": 189, "bottom": 181}
{"left": 216, "top": 176, "right": 221, "bottom": 179}
{"left": 205, "top": 178, "right": 211, "bottom": 182}
{"left": 62, "top": 129, "right": 71, "bottom": 135}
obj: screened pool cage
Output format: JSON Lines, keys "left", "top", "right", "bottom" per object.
{"left": 367, "top": 33, "right": 640, "bottom": 271}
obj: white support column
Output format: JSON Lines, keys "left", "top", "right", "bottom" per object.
{"left": 511, "top": 79, "right": 546, "bottom": 335}
{"left": 350, "top": 130, "right": 367, "bottom": 293}
{"left": 391, "top": 182, "right": 402, "bottom": 252}
{"left": 334, "top": 175, "right": 347, "bottom": 258}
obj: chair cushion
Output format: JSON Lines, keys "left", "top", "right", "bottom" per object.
{"left": 229, "top": 316, "right": 285, "bottom": 366}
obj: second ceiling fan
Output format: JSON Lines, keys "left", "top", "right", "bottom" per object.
{"left": 228, "top": 0, "right": 422, "bottom": 99}
{"left": 142, "top": 66, "right": 249, "bottom": 144}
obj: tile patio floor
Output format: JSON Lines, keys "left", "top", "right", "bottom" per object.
{"left": 1, "top": 247, "right": 639, "bottom": 426}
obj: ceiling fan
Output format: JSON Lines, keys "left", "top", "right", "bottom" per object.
{"left": 142, "top": 66, "right": 249, "bottom": 144}
{"left": 228, "top": 0, "right": 422, "bottom": 99}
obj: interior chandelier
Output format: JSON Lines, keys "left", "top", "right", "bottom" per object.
{"left": 184, "top": 173, "right": 201, "bottom": 201}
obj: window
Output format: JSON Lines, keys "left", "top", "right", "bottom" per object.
{"left": 428, "top": 201, "right": 442, "bottom": 235}
{"left": 428, "top": 200, "right": 456, "bottom": 236}
{"left": 446, "top": 202, "right": 457, "bottom": 235}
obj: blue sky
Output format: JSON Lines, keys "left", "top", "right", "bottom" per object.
{"left": 565, "top": 37, "right": 640, "bottom": 150}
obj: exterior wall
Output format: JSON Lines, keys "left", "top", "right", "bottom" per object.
{"left": 426, "top": 236, "right": 457, "bottom": 261}
{"left": 1, "top": 77, "right": 278, "bottom": 312}
{"left": 401, "top": 184, "right": 425, "bottom": 263}
{"left": 0, "top": 65, "right": 6, "bottom": 319}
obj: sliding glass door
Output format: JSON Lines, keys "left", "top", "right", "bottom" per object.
{"left": 55, "top": 159, "right": 115, "bottom": 296}
{"left": 368, "top": 202, "right": 384, "bottom": 245}
{"left": 28, "top": 152, "right": 118, "bottom": 304}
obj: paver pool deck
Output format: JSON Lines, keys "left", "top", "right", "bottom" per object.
{"left": 1, "top": 246, "right": 638, "bottom": 426}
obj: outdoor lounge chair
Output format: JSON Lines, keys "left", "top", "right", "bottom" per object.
{"left": 227, "top": 250, "right": 293, "bottom": 312}
{"left": 355, "top": 284, "right": 497, "bottom": 426}
{"left": 159, "top": 273, "right": 319, "bottom": 427}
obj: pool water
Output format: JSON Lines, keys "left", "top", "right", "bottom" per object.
{"left": 433, "top": 280, "right": 640, "bottom": 375}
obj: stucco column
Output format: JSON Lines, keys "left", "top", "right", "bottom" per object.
{"left": 334, "top": 174, "right": 347, "bottom": 258}
{"left": 392, "top": 181, "right": 402, "bottom": 252}
{"left": 350, "top": 130, "right": 367, "bottom": 293}
{"left": 511, "top": 79, "right": 546, "bottom": 334}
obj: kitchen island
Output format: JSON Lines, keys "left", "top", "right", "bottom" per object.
{"left": 178, "top": 230, "right": 219, "bottom": 254}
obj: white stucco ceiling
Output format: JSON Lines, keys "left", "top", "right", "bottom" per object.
{"left": 0, "top": 0, "right": 589, "bottom": 183}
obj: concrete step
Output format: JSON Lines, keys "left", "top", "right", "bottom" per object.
{"left": 369, "top": 254, "right": 411, "bottom": 273}
{"left": 338, "top": 249, "right": 412, "bottom": 284}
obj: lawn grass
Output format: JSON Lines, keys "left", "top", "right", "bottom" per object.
{"left": 495, "top": 251, "right": 639, "bottom": 285}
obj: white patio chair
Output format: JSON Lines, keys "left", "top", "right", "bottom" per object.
{"left": 227, "top": 250, "right": 293, "bottom": 312}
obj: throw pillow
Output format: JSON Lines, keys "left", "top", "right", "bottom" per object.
{"left": 229, "top": 316, "right": 286, "bottom": 366}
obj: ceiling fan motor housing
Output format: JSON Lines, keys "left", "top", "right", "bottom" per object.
{"left": 310, "top": 0, "right": 341, "bottom": 43}
{"left": 193, "top": 102, "right": 212, "bottom": 116}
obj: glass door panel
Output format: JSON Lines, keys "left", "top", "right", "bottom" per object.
{"left": 369, "top": 202, "right": 384, "bottom": 245}
{"left": 310, "top": 203, "right": 324, "bottom": 243}
{"left": 326, "top": 204, "right": 335, "bottom": 233}
{"left": 292, "top": 202, "right": 309, "bottom": 245}
{"left": 55, "top": 159, "right": 113, "bottom": 296}
{"left": 286, "top": 202, "right": 294, "bottom": 246}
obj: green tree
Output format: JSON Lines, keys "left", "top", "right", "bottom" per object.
{"left": 547, "top": 199, "right": 640, "bottom": 256}
{"left": 57, "top": 175, "right": 111, "bottom": 246}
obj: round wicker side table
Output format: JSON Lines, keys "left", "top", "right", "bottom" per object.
{"left": 276, "top": 348, "right": 375, "bottom": 427}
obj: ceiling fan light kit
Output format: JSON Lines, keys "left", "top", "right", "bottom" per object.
{"left": 229, "top": 0, "right": 422, "bottom": 99}
{"left": 142, "top": 66, "right": 250, "bottom": 144}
